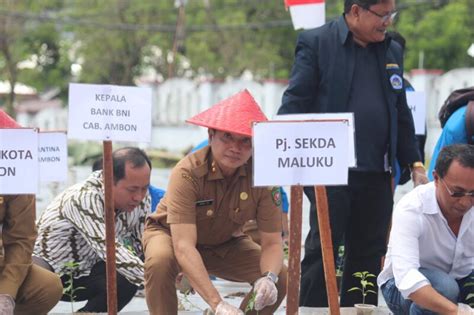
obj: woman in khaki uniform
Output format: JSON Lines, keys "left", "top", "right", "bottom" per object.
{"left": 0, "top": 110, "right": 63, "bottom": 315}
{"left": 144, "top": 90, "right": 287, "bottom": 315}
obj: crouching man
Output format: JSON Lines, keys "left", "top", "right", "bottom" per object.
{"left": 144, "top": 90, "right": 287, "bottom": 315}
{"left": 378, "top": 144, "right": 474, "bottom": 314}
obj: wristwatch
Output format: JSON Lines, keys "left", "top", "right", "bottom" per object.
{"left": 262, "top": 271, "right": 279, "bottom": 284}
{"left": 411, "top": 161, "right": 425, "bottom": 170}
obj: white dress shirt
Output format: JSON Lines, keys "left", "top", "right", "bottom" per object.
{"left": 378, "top": 182, "right": 474, "bottom": 299}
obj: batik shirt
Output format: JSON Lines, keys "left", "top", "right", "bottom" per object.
{"left": 34, "top": 171, "right": 150, "bottom": 286}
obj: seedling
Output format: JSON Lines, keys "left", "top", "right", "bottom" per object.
{"left": 245, "top": 291, "right": 259, "bottom": 314}
{"left": 62, "top": 261, "right": 85, "bottom": 314}
{"left": 347, "top": 271, "right": 377, "bottom": 305}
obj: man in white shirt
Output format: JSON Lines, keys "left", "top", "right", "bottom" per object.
{"left": 378, "top": 144, "right": 474, "bottom": 314}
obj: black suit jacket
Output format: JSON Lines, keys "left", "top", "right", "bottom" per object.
{"left": 278, "top": 15, "right": 420, "bottom": 172}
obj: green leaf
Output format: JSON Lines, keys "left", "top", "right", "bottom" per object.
{"left": 366, "top": 290, "right": 377, "bottom": 295}
{"left": 347, "top": 287, "right": 362, "bottom": 292}
{"left": 466, "top": 293, "right": 474, "bottom": 300}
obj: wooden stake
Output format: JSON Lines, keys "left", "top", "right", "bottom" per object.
{"left": 286, "top": 186, "right": 303, "bottom": 315}
{"left": 314, "top": 185, "right": 340, "bottom": 315}
{"left": 103, "top": 141, "right": 117, "bottom": 315}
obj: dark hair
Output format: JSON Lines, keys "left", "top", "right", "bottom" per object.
{"left": 344, "top": 0, "right": 385, "bottom": 13}
{"left": 434, "top": 144, "right": 474, "bottom": 178}
{"left": 92, "top": 158, "right": 103, "bottom": 172}
{"left": 92, "top": 147, "right": 151, "bottom": 183}
{"left": 387, "top": 31, "right": 406, "bottom": 50}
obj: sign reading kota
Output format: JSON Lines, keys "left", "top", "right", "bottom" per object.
{"left": 0, "top": 128, "right": 39, "bottom": 194}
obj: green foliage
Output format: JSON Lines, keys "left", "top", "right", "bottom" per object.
{"left": 1, "top": 0, "right": 473, "bottom": 100}
{"left": 395, "top": 0, "right": 474, "bottom": 71}
{"left": 62, "top": 261, "right": 85, "bottom": 314}
{"left": 347, "top": 271, "right": 377, "bottom": 305}
{"left": 245, "top": 290, "right": 258, "bottom": 314}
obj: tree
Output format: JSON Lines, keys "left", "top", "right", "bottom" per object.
{"left": 395, "top": 0, "right": 474, "bottom": 71}
{"left": 0, "top": 0, "right": 71, "bottom": 115}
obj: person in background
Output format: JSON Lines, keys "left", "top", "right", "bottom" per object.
{"left": 144, "top": 90, "right": 287, "bottom": 315}
{"left": 278, "top": 0, "right": 428, "bottom": 307}
{"left": 378, "top": 144, "right": 474, "bottom": 314}
{"left": 34, "top": 147, "right": 151, "bottom": 312}
{"left": 0, "top": 110, "right": 63, "bottom": 315}
{"left": 428, "top": 103, "right": 472, "bottom": 180}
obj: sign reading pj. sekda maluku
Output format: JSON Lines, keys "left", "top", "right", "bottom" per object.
{"left": 0, "top": 128, "right": 39, "bottom": 194}
{"left": 253, "top": 120, "right": 350, "bottom": 186}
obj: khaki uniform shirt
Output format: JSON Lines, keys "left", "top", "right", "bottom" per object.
{"left": 146, "top": 146, "right": 282, "bottom": 246}
{"left": 0, "top": 195, "right": 37, "bottom": 298}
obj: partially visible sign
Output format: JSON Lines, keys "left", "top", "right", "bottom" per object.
{"left": 275, "top": 113, "right": 356, "bottom": 167}
{"left": 39, "top": 132, "right": 68, "bottom": 183}
{"left": 68, "top": 83, "right": 152, "bottom": 142}
{"left": 406, "top": 91, "right": 426, "bottom": 135}
{"left": 0, "top": 128, "right": 38, "bottom": 194}
{"left": 253, "top": 120, "right": 350, "bottom": 186}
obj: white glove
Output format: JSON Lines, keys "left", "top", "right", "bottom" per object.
{"left": 215, "top": 300, "right": 244, "bottom": 315}
{"left": 253, "top": 277, "right": 278, "bottom": 311}
{"left": 0, "top": 294, "right": 15, "bottom": 315}
{"left": 458, "top": 303, "right": 474, "bottom": 315}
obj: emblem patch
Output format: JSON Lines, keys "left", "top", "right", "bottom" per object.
{"left": 390, "top": 74, "right": 403, "bottom": 90}
{"left": 271, "top": 187, "right": 282, "bottom": 207}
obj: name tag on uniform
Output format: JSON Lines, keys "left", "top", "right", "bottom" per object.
{"left": 196, "top": 199, "right": 213, "bottom": 207}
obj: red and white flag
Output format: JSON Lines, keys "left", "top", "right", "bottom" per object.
{"left": 285, "top": 0, "right": 325, "bottom": 30}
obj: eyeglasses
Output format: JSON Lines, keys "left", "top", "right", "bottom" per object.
{"left": 440, "top": 178, "right": 474, "bottom": 198}
{"left": 364, "top": 7, "right": 398, "bottom": 23}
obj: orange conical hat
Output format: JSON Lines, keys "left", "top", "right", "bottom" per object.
{"left": 186, "top": 89, "right": 267, "bottom": 137}
{"left": 0, "top": 110, "right": 20, "bottom": 128}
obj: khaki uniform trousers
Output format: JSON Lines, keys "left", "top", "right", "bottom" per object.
{"left": 144, "top": 228, "right": 287, "bottom": 315}
{"left": 4, "top": 264, "right": 63, "bottom": 315}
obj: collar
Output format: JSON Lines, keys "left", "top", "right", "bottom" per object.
{"left": 422, "top": 182, "right": 442, "bottom": 215}
{"left": 337, "top": 15, "right": 351, "bottom": 45}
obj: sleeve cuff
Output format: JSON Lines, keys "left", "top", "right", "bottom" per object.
{"left": 397, "top": 268, "right": 430, "bottom": 299}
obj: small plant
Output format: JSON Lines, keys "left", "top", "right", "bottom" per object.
{"left": 62, "top": 261, "right": 85, "bottom": 314}
{"left": 347, "top": 271, "right": 377, "bottom": 305}
{"left": 245, "top": 291, "right": 259, "bottom": 314}
{"left": 179, "top": 289, "right": 203, "bottom": 311}
{"left": 464, "top": 275, "right": 474, "bottom": 307}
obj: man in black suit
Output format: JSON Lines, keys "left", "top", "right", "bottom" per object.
{"left": 278, "top": 0, "right": 428, "bottom": 307}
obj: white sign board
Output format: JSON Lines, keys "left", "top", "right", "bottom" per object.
{"left": 39, "top": 132, "right": 68, "bottom": 183}
{"left": 253, "top": 120, "right": 350, "bottom": 186}
{"left": 68, "top": 83, "right": 152, "bottom": 142}
{"left": 0, "top": 128, "right": 39, "bottom": 194}
{"left": 406, "top": 91, "right": 426, "bottom": 135}
{"left": 275, "top": 113, "right": 356, "bottom": 167}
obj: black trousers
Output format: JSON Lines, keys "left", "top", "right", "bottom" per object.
{"left": 61, "top": 261, "right": 138, "bottom": 312}
{"left": 300, "top": 171, "right": 393, "bottom": 307}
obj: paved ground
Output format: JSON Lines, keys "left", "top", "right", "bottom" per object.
{"left": 49, "top": 279, "right": 392, "bottom": 314}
